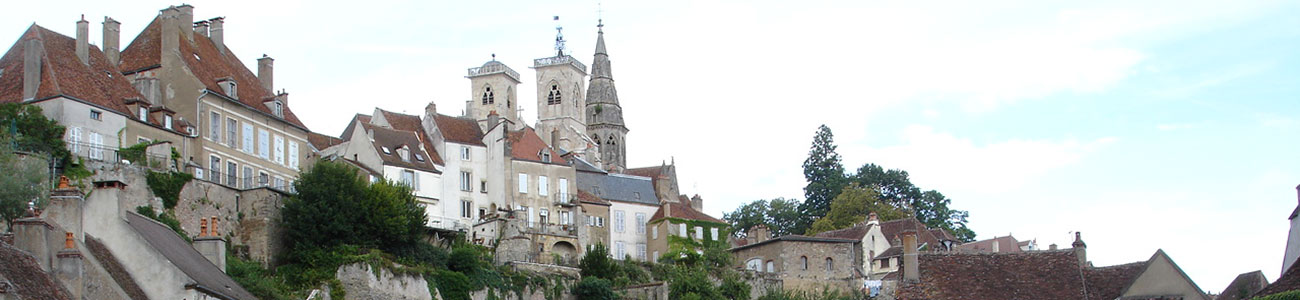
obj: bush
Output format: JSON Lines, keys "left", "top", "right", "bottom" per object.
{"left": 145, "top": 171, "right": 192, "bottom": 209}
{"left": 434, "top": 269, "right": 473, "bottom": 300}
{"left": 720, "top": 275, "right": 751, "bottom": 300}
{"left": 390, "top": 242, "right": 448, "bottom": 270}
{"left": 135, "top": 205, "right": 189, "bottom": 241}
{"left": 572, "top": 277, "right": 618, "bottom": 300}
{"left": 579, "top": 244, "right": 618, "bottom": 280}
{"left": 1256, "top": 290, "right": 1300, "bottom": 300}
{"left": 281, "top": 161, "right": 427, "bottom": 257}
{"left": 227, "top": 252, "right": 295, "bottom": 300}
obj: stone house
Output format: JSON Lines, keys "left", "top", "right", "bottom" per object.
{"left": 578, "top": 171, "right": 657, "bottom": 261}
{"left": 1216, "top": 271, "right": 1269, "bottom": 300}
{"left": 956, "top": 235, "right": 1033, "bottom": 253}
{"left": 729, "top": 234, "right": 861, "bottom": 292}
{"left": 500, "top": 126, "right": 582, "bottom": 263}
{"left": 646, "top": 201, "right": 729, "bottom": 262}
{"left": 0, "top": 20, "right": 189, "bottom": 165}
{"left": 815, "top": 214, "right": 958, "bottom": 279}
{"left": 119, "top": 5, "right": 310, "bottom": 190}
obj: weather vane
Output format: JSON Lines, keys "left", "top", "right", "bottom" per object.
{"left": 553, "top": 16, "right": 566, "bottom": 56}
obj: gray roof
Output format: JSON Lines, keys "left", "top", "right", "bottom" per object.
{"left": 125, "top": 212, "right": 257, "bottom": 300}
{"left": 572, "top": 157, "right": 606, "bottom": 174}
{"left": 577, "top": 172, "right": 657, "bottom": 205}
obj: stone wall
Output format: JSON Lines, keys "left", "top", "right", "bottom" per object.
{"left": 618, "top": 282, "right": 668, "bottom": 300}
{"left": 334, "top": 263, "right": 432, "bottom": 300}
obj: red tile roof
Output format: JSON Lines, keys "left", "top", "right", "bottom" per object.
{"left": 359, "top": 122, "right": 439, "bottom": 174}
{"left": 507, "top": 127, "right": 565, "bottom": 165}
{"left": 880, "top": 217, "right": 946, "bottom": 247}
{"left": 306, "top": 132, "right": 343, "bottom": 151}
{"left": 649, "top": 201, "right": 725, "bottom": 224}
{"left": 578, "top": 190, "right": 609, "bottom": 206}
{"left": 1218, "top": 271, "right": 1269, "bottom": 300}
{"left": 815, "top": 224, "right": 873, "bottom": 240}
{"left": 0, "top": 238, "right": 75, "bottom": 300}
{"left": 0, "top": 25, "right": 141, "bottom": 115}
{"left": 1257, "top": 260, "right": 1300, "bottom": 297}
{"left": 432, "top": 113, "right": 485, "bottom": 146}
{"left": 896, "top": 251, "right": 1089, "bottom": 300}
{"left": 375, "top": 109, "right": 443, "bottom": 166}
{"left": 1084, "top": 261, "right": 1147, "bottom": 299}
{"left": 956, "top": 235, "right": 1023, "bottom": 253}
{"left": 119, "top": 17, "right": 308, "bottom": 130}
{"left": 625, "top": 165, "right": 666, "bottom": 178}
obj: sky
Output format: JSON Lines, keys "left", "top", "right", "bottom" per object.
{"left": 4, "top": 0, "right": 1298, "bottom": 293}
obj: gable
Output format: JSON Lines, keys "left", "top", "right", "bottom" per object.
{"left": 1122, "top": 251, "right": 1210, "bottom": 300}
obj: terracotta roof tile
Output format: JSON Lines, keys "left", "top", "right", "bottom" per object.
{"left": 1218, "top": 271, "right": 1269, "bottom": 300}
{"left": 577, "top": 190, "right": 609, "bottom": 206}
{"left": 508, "top": 127, "right": 565, "bottom": 165}
{"left": 374, "top": 109, "right": 443, "bottom": 166}
{"left": 120, "top": 17, "right": 308, "bottom": 130}
{"left": 1084, "top": 261, "right": 1147, "bottom": 299}
{"left": 1256, "top": 261, "right": 1300, "bottom": 297}
{"left": 897, "top": 251, "right": 1088, "bottom": 300}
{"left": 957, "top": 235, "right": 1023, "bottom": 253}
{"left": 432, "top": 113, "right": 485, "bottom": 146}
{"left": 879, "top": 218, "right": 945, "bottom": 247}
{"left": 815, "top": 224, "right": 872, "bottom": 240}
{"left": 0, "top": 237, "right": 74, "bottom": 300}
{"left": 306, "top": 132, "right": 344, "bottom": 151}
{"left": 649, "top": 202, "right": 725, "bottom": 224}
{"left": 0, "top": 25, "right": 143, "bottom": 116}
{"left": 360, "top": 122, "right": 439, "bottom": 174}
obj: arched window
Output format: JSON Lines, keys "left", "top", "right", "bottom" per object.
{"left": 825, "top": 257, "right": 833, "bottom": 272}
{"left": 746, "top": 258, "right": 762, "bottom": 271}
{"left": 547, "top": 84, "right": 562, "bottom": 105}
{"left": 481, "top": 86, "right": 494, "bottom": 104}
{"left": 765, "top": 260, "right": 775, "bottom": 273}
{"left": 801, "top": 256, "right": 808, "bottom": 270}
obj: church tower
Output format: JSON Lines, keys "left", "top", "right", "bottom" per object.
{"left": 585, "top": 22, "right": 629, "bottom": 171}
{"left": 466, "top": 57, "right": 522, "bottom": 130}
{"left": 534, "top": 20, "right": 590, "bottom": 154}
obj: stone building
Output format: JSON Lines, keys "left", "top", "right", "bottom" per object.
{"left": 119, "top": 5, "right": 311, "bottom": 190}
{"left": 578, "top": 171, "right": 658, "bottom": 261}
{"left": 646, "top": 202, "right": 729, "bottom": 261}
{"left": 1216, "top": 271, "right": 1269, "bottom": 300}
{"left": 814, "top": 215, "right": 958, "bottom": 279}
{"left": 584, "top": 24, "right": 629, "bottom": 172}
{"left": 533, "top": 44, "right": 597, "bottom": 163}
{"left": 500, "top": 126, "right": 582, "bottom": 263}
{"left": 730, "top": 234, "right": 861, "bottom": 292}
{"left": 465, "top": 60, "right": 522, "bottom": 131}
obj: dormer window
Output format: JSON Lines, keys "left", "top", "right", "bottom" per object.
{"left": 164, "top": 114, "right": 173, "bottom": 129}
{"left": 481, "top": 86, "right": 494, "bottom": 104}
{"left": 540, "top": 150, "right": 551, "bottom": 163}
{"left": 398, "top": 146, "right": 410, "bottom": 162}
{"left": 90, "top": 110, "right": 102, "bottom": 121}
{"left": 546, "top": 84, "right": 562, "bottom": 105}
{"left": 218, "top": 79, "right": 238, "bottom": 100}
{"left": 138, "top": 106, "right": 148, "bottom": 120}
{"left": 272, "top": 99, "right": 283, "bottom": 117}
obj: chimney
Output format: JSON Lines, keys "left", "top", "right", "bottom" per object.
{"left": 199, "top": 218, "right": 208, "bottom": 237}
{"left": 45, "top": 176, "right": 85, "bottom": 241}
{"left": 749, "top": 224, "right": 770, "bottom": 243}
{"left": 1072, "top": 232, "right": 1087, "bottom": 267}
{"left": 177, "top": 4, "right": 194, "bottom": 42}
{"left": 550, "top": 128, "right": 560, "bottom": 148}
{"left": 487, "top": 110, "right": 500, "bottom": 129}
{"left": 194, "top": 20, "right": 209, "bottom": 37}
{"left": 12, "top": 217, "right": 52, "bottom": 271}
{"left": 867, "top": 212, "right": 880, "bottom": 226}
{"left": 208, "top": 17, "right": 224, "bottom": 54}
{"left": 160, "top": 7, "right": 180, "bottom": 63}
{"left": 690, "top": 195, "right": 703, "bottom": 211}
{"left": 193, "top": 217, "right": 227, "bottom": 272}
{"left": 102, "top": 17, "right": 120, "bottom": 66}
{"left": 425, "top": 101, "right": 438, "bottom": 121}
{"left": 22, "top": 38, "right": 43, "bottom": 100}
{"left": 76, "top": 15, "right": 89, "bottom": 66}
{"left": 55, "top": 232, "right": 84, "bottom": 300}
{"left": 902, "top": 230, "right": 919, "bottom": 282}
{"left": 1049, "top": 243, "right": 1058, "bottom": 250}
{"left": 257, "top": 55, "right": 273, "bottom": 91}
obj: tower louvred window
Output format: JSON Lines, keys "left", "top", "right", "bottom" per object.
{"left": 547, "top": 84, "right": 562, "bottom": 105}
{"left": 482, "top": 86, "right": 494, "bottom": 104}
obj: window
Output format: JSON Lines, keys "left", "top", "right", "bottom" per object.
{"left": 138, "top": 106, "right": 147, "bottom": 120}
{"left": 87, "top": 132, "right": 103, "bottom": 160}
{"left": 258, "top": 172, "right": 269, "bottom": 187}
{"left": 711, "top": 228, "right": 719, "bottom": 241}
{"left": 636, "top": 243, "right": 646, "bottom": 261}
{"left": 635, "top": 213, "right": 646, "bottom": 234}
{"left": 765, "top": 261, "right": 775, "bottom": 273}
{"left": 596, "top": 217, "right": 604, "bottom": 227}
{"left": 272, "top": 100, "right": 283, "bottom": 117}
{"left": 210, "top": 156, "right": 222, "bottom": 183}
{"left": 587, "top": 216, "right": 594, "bottom": 226}
{"left": 678, "top": 223, "right": 687, "bottom": 237}
{"left": 546, "top": 84, "right": 562, "bottom": 105}
{"left": 461, "top": 200, "right": 472, "bottom": 218}
{"left": 381, "top": 146, "right": 391, "bottom": 154}
{"left": 226, "top": 161, "right": 237, "bottom": 187}
{"left": 461, "top": 146, "right": 470, "bottom": 160}
{"left": 538, "top": 176, "right": 548, "bottom": 196}
{"left": 653, "top": 251, "right": 659, "bottom": 263}
{"left": 226, "top": 118, "right": 237, "bottom": 147}
{"left": 526, "top": 206, "right": 535, "bottom": 227}
{"left": 219, "top": 80, "right": 237, "bottom": 99}
{"left": 826, "top": 258, "right": 833, "bottom": 272}
{"left": 209, "top": 111, "right": 221, "bottom": 141}
{"left": 695, "top": 226, "right": 703, "bottom": 240}
{"left": 540, "top": 150, "right": 551, "bottom": 163}
{"left": 613, "top": 210, "right": 625, "bottom": 233}
{"left": 414, "top": 153, "right": 424, "bottom": 162}
{"left": 164, "top": 114, "right": 172, "bottom": 128}
{"left": 558, "top": 178, "right": 569, "bottom": 201}
{"left": 615, "top": 242, "right": 625, "bottom": 260}
{"left": 274, "top": 176, "right": 285, "bottom": 189}
{"left": 560, "top": 210, "right": 570, "bottom": 225}
{"left": 401, "top": 170, "right": 417, "bottom": 189}
{"left": 518, "top": 173, "right": 528, "bottom": 193}
{"left": 241, "top": 124, "right": 254, "bottom": 153}
{"left": 480, "top": 180, "right": 487, "bottom": 193}
{"left": 880, "top": 258, "right": 890, "bottom": 268}
{"left": 481, "top": 86, "right": 494, "bottom": 104}
{"left": 652, "top": 226, "right": 658, "bottom": 239}
{"left": 138, "top": 137, "right": 150, "bottom": 145}
{"left": 802, "top": 256, "right": 808, "bottom": 270}
{"left": 90, "top": 110, "right": 102, "bottom": 120}
{"left": 257, "top": 129, "right": 270, "bottom": 159}
{"left": 67, "top": 127, "right": 81, "bottom": 157}
{"left": 242, "top": 166, "right": 253, "bottom": 188}
{"left": 539, "top": 209, "right": 549, "bottom": 225}
{"left": 274, "top": 135, "right": 285, "bottom": 165}
{"left": 746, "top": 259, "right": 762, "bottom": 271}
{"left": 288, "top": 142, "right": 299, "bottom": 169}
{"left": 459, "top": 171, "right": 472, "bottom": 191}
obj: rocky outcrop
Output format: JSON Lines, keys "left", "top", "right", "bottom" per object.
{"left": 334, "top": 263, "right": 432, "bottom": 300}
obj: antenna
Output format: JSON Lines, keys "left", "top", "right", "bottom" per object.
{"left": 553, "top": 16, "right": 566, "bottom": 56}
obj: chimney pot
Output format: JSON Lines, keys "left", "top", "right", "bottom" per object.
{"left": 64, "top": 232, "right": 74, "bottom": 249}
{"left": 102, "top": 17, "right": 120, "bottom": 66}
{"left": 194, "top": 20, "right": 209, "bottom": 37}
{"left": 1072, "top": 232, "right": 1087, "bottom": 267}
{"left": 200, "top": 218, "right": 208, "bottom": 237}
{"left": 76, "top": 16, "right": 89, "bottom": 65}
{"left": 211, "top": 216, "right": 218, "bottom": 235}
{"left": 1049, "top": 243, "right": 1058, "bottom": 250}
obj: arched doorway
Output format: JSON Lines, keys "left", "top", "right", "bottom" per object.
{"left": 552, "top": 241, "right": 578, "bottom": 264}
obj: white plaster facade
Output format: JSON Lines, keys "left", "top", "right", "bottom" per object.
{"left": 608, "top": 200, "right": 658, "bottom": 261}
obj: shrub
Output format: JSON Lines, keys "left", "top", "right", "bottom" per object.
{"left": 579, "top": 244, "right": 618, "bottom": 280}
{"left": 720, "top": 275, "right": 751, "bottom": 300}
{"left": 1255, "top": 290, "right": 1300, "bottom": 300}
{"left": 434, "top": 269, "right": 473, "bottom": 300}
{"left": 571, "top": 277, "right": 618, "bottom": 300}
{"left": 145, "top": 171, "right": 192, "bottom": 209}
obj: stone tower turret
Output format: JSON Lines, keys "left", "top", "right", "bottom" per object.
{"left": 466, "top": 58, "right": 521, "bottom": 131}
{"left": 585, "top": 23, "right": 629, "bottom": 171}
{"left": 533, "top": 38, "right": 589, "bottom": 153}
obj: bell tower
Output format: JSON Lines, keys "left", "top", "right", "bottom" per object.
{"left": 585, "top": 20, "right": 629, "bottom": 171}
{"left": 466, "top": 55, "right": 521, "bottom": 130}
{"left": 534, "top": 16, "right": 590, "bottom": 153}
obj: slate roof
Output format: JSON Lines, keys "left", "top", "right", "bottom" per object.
{"left": 1217, "top": 271, "right": 1269, "bottom": 300}
{"left": 119, "top": 17, "right": 308, "bottom": 131}
{"left": 432, "top": 113, "right": 485, "bottom": 146}
{"left": 896, "top": 251, "right": 1089, "bottom": 300}
{"left": 650, "top": 201, "right": 725, "bottom": 224}
{"left": 306, "top": 132, "right": 344, "bottom": 151}
{"left": 374, "top": 109, "right": 443, "bottom": 166}
{"left": 572, "top": 157, "right": 605, "bottom": 174}
{"left": 577, "top": 172, "right": 657, "bottom": 205}
{"left": 729, "top": 235, "right": 857, "bottom": 252}
{"left": 124, "top": 211, "right": 257, "bottom": 300}
{"left": 508, "top": 127, "right": 566, "bottom": 165}
{"left": 0, "top": 239, "right": 74, "bottom": 300}
{"left": 1256, "top": 261, "right": 1300, "bottom": 297}
{"left": 956, "top": 235, "right": 1023, "bottom": 253}
{"left": 359, "top": 122, "right": 439, "bottom": 174}
{"left": 815, "top": 224, "right": 873, "bottom": 240}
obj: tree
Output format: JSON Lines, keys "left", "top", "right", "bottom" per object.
{"left": 572, "top": 277, "right": 618, "bottom": 300}
{"left": 0, "top": 103, "right": 70, "bottom": 168}
{"left": 280, "top": 160, "right": 429, "bottom": 259}
{"left": 799, "top": 125, "right": 847, "bottom": 234}
{"left": 579, "top": 243, "right": 618, "bottom": 280}
{"left": 851, "top": 164, "right": 975, "bottom": 242}
{"left": 724, "top": 198, "right": 805, "bottom": 239}
{"left": 806, "top": 185, "right": 908, "bottom": 235}
{"left": 0, "top": 135, "right": 49, "bottom": 230}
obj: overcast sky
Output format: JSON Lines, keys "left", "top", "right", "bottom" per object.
{"left": 5, "top": 0, "right": 1299, "bottom": 293}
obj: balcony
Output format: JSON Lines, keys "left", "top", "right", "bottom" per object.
{"left": 553, "top": 194, "right": 578, "bottom": 207}
{"left": 526, "top": 222, "right": 577, "bottom": 237}
{"left": 532, "top": 55, "right": 587, "bottom": 73}
{"left": 466, "top": 63, "right": 520, "bottom": 82}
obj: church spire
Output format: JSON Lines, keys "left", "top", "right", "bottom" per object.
{"left": 585, "top": 20, "right": 628, "bottom": 171}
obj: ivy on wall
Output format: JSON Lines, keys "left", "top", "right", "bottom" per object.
{"left": 145, "top": 170, "right": 192, "bottom": 209}
{"left": 650, "top": 217, "right": 731, "bottom": 251}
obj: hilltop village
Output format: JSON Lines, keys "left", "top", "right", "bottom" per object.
{"left": 0, "top": 4, "right": 1299, "bottom": 300}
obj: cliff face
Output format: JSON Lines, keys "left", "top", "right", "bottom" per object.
{"left": 333, "top": 263, "right": 433, "bottom": 300}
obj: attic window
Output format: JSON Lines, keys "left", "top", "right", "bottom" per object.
{"left": 218, "top": 79, "right": 238, "bottom": 99}
{"left": 381, "top": 146, "right": 391, "bottom": 154}
{"left": 415, "top": 153, "right": 425, "bottom": 162}
{"left": 540, "top": 150, "right": 551, "bottom": 163}
{"left": 90, "top": 110, "right": 102, "bottom": 121}
{"left": 193, "top": 53, "right": 201, "bottom": 61}
{"left": 164, "top": 114, "right": 173, "bottom": 128}
{"left": 272, "top": 99, "right": 283, "bottom": 117}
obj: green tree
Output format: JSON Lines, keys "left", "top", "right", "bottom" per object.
{"left": 799, "top": 125, "right": 847, "bottom": 234}
{"left": 724, "top": 198, "right": 805, "bottom": 239}
{"left": 280, "top": 160, "right": 429, "bottom": 259}
{"left": 0, "top": 136, "right": 50, "bottom": 230}
{"left": 0, "top": 103, "right": 70, "bottom": 168}
{"left": 572, "top": 277, "right": 618, "bottom": 300}
{"left": 852, "top": 164, "right": 975, "bottom": 242}
{"left": 806, "top": 184, "right": 909, "bottom": 235}
{"left": 579, "top": 243, "right": 618, "bottom": 280}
